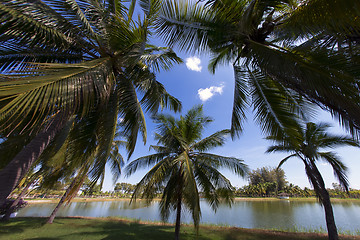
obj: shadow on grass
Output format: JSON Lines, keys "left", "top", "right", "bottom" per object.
{"left": 0, "top": 217, "right": 48, "bottom": 235}
{"left": 0, "top": 217, "right": 210, "bottom": 240}
{"left": 58, "top": 220, "right": 210, "bottom": 240}
{"left": 2, "top": 217, "right": 353, "bottom": 240}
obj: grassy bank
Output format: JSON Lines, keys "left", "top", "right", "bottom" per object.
{"left": 0, "top": 217, "right": 359, "bottom": 240}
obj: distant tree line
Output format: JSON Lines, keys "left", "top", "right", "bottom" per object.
{"left": 233, "top": 167, "right": 360, "bottom": 199}
{"left": 11, "top": 168, "right": 360, "bottom": 200}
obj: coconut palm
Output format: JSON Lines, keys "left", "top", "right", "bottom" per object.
{"left": 0, "top": 0, "right": 182, "bottom": 205}
{"left": 155, "top": 0, "right": 360, "bottom": 137}
{"left": 44, "top": 103, "right": 126, "bottom": 223}
{"left": 266, "top": 122, "right": 359, "bottom": 240}
{"left": 126, "top": 105, "right": 248, "bottom": 240}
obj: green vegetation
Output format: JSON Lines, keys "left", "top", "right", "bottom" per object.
{"left": 267, "top": 122, "right": 359, "bottom": 240}
{"left": 1, "top": 218, "right": 359, "bottom": 240}
{"left": 0, "top": 0, "right": 182, "bottom": 205}
{"left": 237, "top": 167, "right": 287, "bottom": 197}
{"left": 0, "top": 1, "right": 360, "bottom": 239}
{"left": 156, "top": 0, "right": 360, "bottom": 139}
{"left": 126, "top": 106, "right": 248, "bottom": 240}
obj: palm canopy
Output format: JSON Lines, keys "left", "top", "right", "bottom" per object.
{"left": 155, "top": 0, "right": 360, "bottom": 137}
{"left": 126, "top": 105, "right": 248, "bottom": 232}
{"left": 266, "top": 122, "right": 359, "bottom": 192}
{"left": 0, "top": 0, "right": 183, "bottom": 205}
{"left": 0, "top": 0, "right": 182, "bottom": 154}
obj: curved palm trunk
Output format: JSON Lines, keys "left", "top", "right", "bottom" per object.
{"left": 174, "top": 192, "right": 182, "bottom": 240}
{"left": 2, "top": 179, "right": 34, "bottom": 221}
{"left": 0, "top": 114, "right": 67, "bottom": 206}
{"left": 305, "top": 161, "right": 339, "bottom": 240}
{"left": 47, "top": 178, "right": 77, "bottom": 224}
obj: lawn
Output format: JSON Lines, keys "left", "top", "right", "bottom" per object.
{"left": 1, "top": 217, "right": 359, "bottom": 240}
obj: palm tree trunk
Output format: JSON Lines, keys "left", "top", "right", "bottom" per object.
{"left": 322, "top": 190, "right": 338, "bottom": 240}
{"left": 174, "top": 193, "right": 182, "bottom": 240}
{"left": 47, "top": 177, "right": 77, "bottom": 224}
{"left": 0, "top": 113, "right": 67, "bottom": 206}
{"left": 305, "top": 161, "right": 339, "bottom": 240}
{"left": 174, "top": 167, "right": 183, "bottom": 240}
{"left": 2, "top": 179, "right": 34, "bottom": 221}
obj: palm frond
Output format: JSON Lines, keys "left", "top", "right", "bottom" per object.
{"left": 44, "top": 0, "right": 99, "bottom": 38}
{"left": 88, "top": 91, "right": 121, "bottom": 184}
{"left": 248, "top": 69, "right": 300, "bottom": 137}
{"left": 139, "top": 0, "right": 163, "bottom": 25}
{"left": 318, "top": 152, "right": 349, "bottom": 191}
{"left": 278, "top": 0, "right": 360, "bottom": 42}
{"left": 118, "top": 77, "right": 147, "bottom": 157}
{"left": 131, "top": 157, "right": 174, "bottom": 202}
{"left": 0, "top": 1, "right": 74, "bottom": 51}
{"left": 141, "top": 46, "right": 183, "bottom": 72}
{"left": 137, "top": 73, "right": 182, "bottom": 114}
{"left": 208, "top": 46, "right": 237, "bottom": 73}
{"left": 265, "top": 144, "right": 294, "bottom": 154}
{"left": 231, "top": 66, "right": 249, "bottom": 138}
{"left": 125, "top": 153, "right": 172, "bottom": 176}
{"left": 277, "top": 153, "right": 296, "bottom": 169}
{"left": 149, "top": 145, "right": 172, "bottom": 153}
{"left": 156, "top": 0, "right": 215, "bottom": 52}
{"left": 191, "top": 129, "right": 230, "bottom": 152}
{"left": 196, "top": 153, "right": 248, "bottom": 177}
{"left": 0, "top": 58, "right": 114, "bottom": 133}
{"left": 194, "top": 161, "right": 234, "bottom": 211}
{"left": 318, "top": 135, "right": 359, "bottom": 149}
{"left": 249, "top": 40, "right": 360, "bottom": 135}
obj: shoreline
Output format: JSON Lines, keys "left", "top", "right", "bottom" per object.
{"left": 25, "top": 196, "right": 360, "bottom": 204}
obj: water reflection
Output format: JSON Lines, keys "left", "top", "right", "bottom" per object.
{"left": 248, "top": 200, "right": 295, "bottom": 229}
{"left": 17, "top": 199, "right": 360, "bottom": 233}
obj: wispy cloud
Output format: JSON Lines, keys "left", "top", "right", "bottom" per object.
{"left": 198, "top": 83, "right": 224, "bottom": 102}
{"left": 185, "top": 56, "right": 202, "bottom": 72}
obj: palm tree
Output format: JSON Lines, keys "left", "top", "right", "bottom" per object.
{"left": 155, "top": 0, "right": 360, "bottom": 137}
{"left": 45, "top": 105, "right": 126, "bottom": 223}
{"left": 126, "top": 105, "right": 248, "bottom": 240}
{"left": 266, "top": 122, "right": 359, "bottom": 240}
{"left": 0, "top": 0, "right": 182, "bottom": 205}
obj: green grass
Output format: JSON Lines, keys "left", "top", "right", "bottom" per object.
{"left": 1, "top": 217, "right": 360, "bottom": 240}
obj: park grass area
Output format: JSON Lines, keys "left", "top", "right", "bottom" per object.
{"left": 1, "top": 217, "right": 359, "bottom": 240}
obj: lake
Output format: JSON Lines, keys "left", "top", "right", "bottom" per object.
{"left": 16, "top": 199, "right": 360, "bottom": 234}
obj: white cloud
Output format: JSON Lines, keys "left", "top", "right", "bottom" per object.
{"left": 198, "top": 83, "right": 224, "bottom": 102}
{"left": 185, "top": 56, "right": 202, "bottom": 72}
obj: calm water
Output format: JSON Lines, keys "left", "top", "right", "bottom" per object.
{"left": 17, "top": 199, "right": 360, "bottom": 233}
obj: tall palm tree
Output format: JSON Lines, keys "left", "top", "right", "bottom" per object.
{"left": 266, "top": 122, "right": 359, "bottom": 240}
{"left": 0, "top": 0, "right": 182, "bottom": 205}
{"left": 126, "top": 105, "right": 248, "bottom": 240}
{"left": 155, "top": 0, "right": 360, "bottom": 137}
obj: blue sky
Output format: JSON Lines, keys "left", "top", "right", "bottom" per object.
{"left": 102, "top": 53, "right": 360, "bottom": 192}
